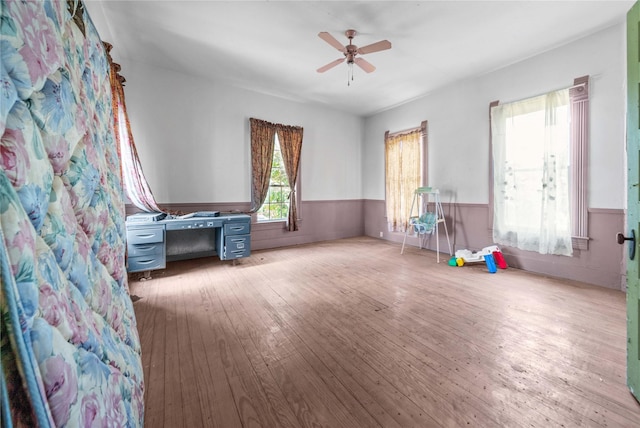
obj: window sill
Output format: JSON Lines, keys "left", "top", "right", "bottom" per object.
{"left": 257, "top": 219, "right": 287, "bottom": 224}
{"left": 488, "top": 228, "right": 589, "bottom": 252}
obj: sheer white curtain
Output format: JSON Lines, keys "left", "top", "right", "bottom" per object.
{"left": 491, "top": 89, "right": 573, "bottom": 256}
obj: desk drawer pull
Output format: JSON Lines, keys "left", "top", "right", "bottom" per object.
{"left": 128, "top": 254, "right": 165, "bottom": 272}
{"left": 128, "top": 243, "right": 163, "bottom": 257}
{"left": 224, "top": 222, "right": 250, "bottom": 235}
{"left": 127, "top": 227, "right": 164, "bottom": 244}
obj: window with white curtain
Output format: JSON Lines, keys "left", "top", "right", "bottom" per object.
{"left": 491, "top": 89, "right": 573, "bottom": 256}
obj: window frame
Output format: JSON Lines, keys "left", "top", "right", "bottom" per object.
{"left": 569, "top": 75, "right": 589, "bottom": 250}
{"left": 489, "top": 76, "right": 590, "bottom": 252}
{"left": 384, "top": 120, "right": 428, "bottom": 229}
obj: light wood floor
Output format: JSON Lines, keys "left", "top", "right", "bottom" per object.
{"left": 130, "top": 237, "right": 640, "bottom": 427}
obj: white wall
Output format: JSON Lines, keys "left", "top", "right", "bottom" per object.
{"left": 119, "top": 22, "right": 625, "bottom": 210}
{"left": 363, "top": 23, "right": 627, "bottom": 210}
{"left": 119, "top": 59, "right": 364, "bottom": 203}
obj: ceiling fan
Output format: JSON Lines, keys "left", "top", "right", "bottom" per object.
{"left": 316, "top": 29, "right": 391, "bottom": 81}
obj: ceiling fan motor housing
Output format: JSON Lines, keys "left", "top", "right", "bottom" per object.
{"left": 345, "top": 44, "right": 358, "bottom": 64}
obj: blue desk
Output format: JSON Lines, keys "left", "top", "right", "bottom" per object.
{"left": 125, "top": 213, "right": 251, "bottom": 273}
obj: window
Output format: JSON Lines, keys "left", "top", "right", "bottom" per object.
{"left": 257, "top": 135, "right": 290, "bottom": 221}
{"left": 249, "top": 117, "right": 303, "bottom": 231}
{"left": 385, "top": 121, "right": 427, "bottom": 232}
{"left": 490, "top": 76, "right": 589, "bottom": 256}
{"left": 106, "top": 43, "right": 162, "bottom": 213}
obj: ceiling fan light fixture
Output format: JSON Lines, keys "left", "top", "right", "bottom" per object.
{"left": 316, "top": 29, "right": 392, "bottom": 86}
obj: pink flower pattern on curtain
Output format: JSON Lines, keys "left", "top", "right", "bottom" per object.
{"left": 105, "top": 42, "right": 162, "bottom": 213}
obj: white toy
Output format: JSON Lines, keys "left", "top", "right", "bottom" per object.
{"left": 452, "top": 245, "right": 508, "bottom": 273}
{"left": 455, "top": 245, "right": 500, "bottom": 263}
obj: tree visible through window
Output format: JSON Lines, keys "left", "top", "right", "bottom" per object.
{"left": 257, "top": 134, "right": 290, "bottom": 221}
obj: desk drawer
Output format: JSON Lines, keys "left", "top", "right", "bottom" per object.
{"left": 127, "top": 226, "right": 164, "bottom": 245}
{"left": 223, "top": 222, "right": 250, "bottom": 236}
{"left": 225, "top": 235, "right": 249, "bottom": 251}
{"left": 128, "top": 242, "right": 164, "bottom": 257}
{"left": 128, "top": 255, "right": 166, "bottom": 272}
{"left": 223, "top": 235, "right": 250, "bottom": 259}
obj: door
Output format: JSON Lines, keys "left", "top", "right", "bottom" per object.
{"left": 626, "top": 0, "right": 640, "bottom": 402}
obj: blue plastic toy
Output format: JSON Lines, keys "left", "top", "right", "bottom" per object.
{"left": 483, "top": 254, "right": 497, "bottom": 273}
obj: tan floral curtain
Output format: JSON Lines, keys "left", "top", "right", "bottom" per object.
{"left": 277, "top": 125, "right": 303, "bottom": 231}
{"left": 105, "top": 42, "right": 162, "bottom": 213}
{"left": 250, "top": 118, "right": 276, "bottom": 212}
{"left": 385, "top": 130, "right": 421, "bottom": 232}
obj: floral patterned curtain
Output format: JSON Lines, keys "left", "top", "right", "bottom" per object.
{"left": 105, "top": 42, "right": 162, "bottom": 213}
{"left": 277, "top": 125, "right": 303, "bottom": 231}
{"left": 249, "top": 118, "right": 276, "bottom": 212}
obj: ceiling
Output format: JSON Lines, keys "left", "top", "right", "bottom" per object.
{"left": 85, "top": 1, "right": 633, "bottom": 117}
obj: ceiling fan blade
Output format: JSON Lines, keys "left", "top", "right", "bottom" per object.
{"left": 317, "top": 58, "right": 345, "bottom": 73}
{"left": 357, "top": 40, "right": 392, "bottom": 55}
{"left": 354, "top": 57, "right": 376, "bottom": 73}
{"left": 318, "top": 32, "right": 346, "bottom": 52}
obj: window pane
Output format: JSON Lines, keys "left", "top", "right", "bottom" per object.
{"left": 257, "top": 135, "right": 290, "bottom": 221}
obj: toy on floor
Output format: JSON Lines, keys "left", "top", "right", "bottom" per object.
{"left": 449, "top": 245, "right": 508, "bottom": 273}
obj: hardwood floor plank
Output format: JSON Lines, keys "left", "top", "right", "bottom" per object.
{"left": 212, "top": 274, "right": 298, "bottom": 426}
{"left": 130, "top": 278, "right": 157, "bottom": 405}
{"left": 218, "top": 272, "right": 310, "bottom": 428}
{"left": 203, "top": 266, "right": 284, "bottom": 428}
{"left": 225, "top": 268, "right": 395, "bottom": 428}
{"left": 266, "top": 274, "right": 517, "bottom": 427}
{"left": 143, "top": 278, "right": 168, "bottom": 428}
{"left": 175, "top": 278, "right": 204, "bottom": 427}
{"left": 162, "top": 280, "right": 184, "bottom": 427}
{"left": 181, "top": 286, "right": 219, "bottom": 427}
{"left": 196, "top": 268, "right": 251, "bottom": 428}
{"left": 318, "top": 265, "right": 609, "bottom": 426}
{"left": 324, "top": 241, "right": 640, "bottom": 424}
{"left": 276, "top": 239, "right": 640, "bottom": 426}
{"left": 248, "top": 276, "right": 439, "bottom": 428}
{"left": 362, "top": 241, "right": 636, "bottom": 424}
{"left": 129, "top": 237, "right": 640, "bottom": 428}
